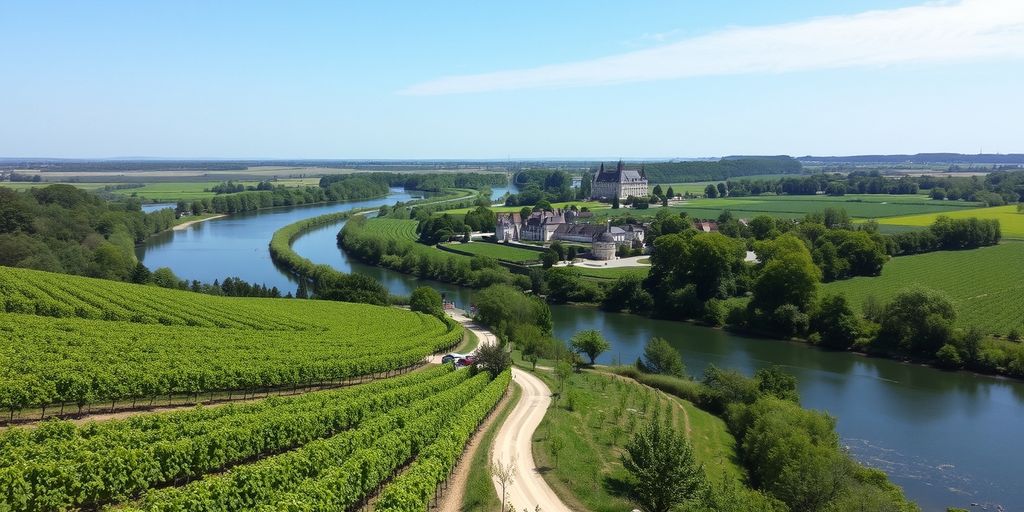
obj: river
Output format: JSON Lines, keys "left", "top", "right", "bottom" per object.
{"left": 139, "top": 188, "right": 1024, "bottom": 511}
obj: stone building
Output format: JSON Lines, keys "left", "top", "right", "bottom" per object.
{"left": 590, "top": 161, "right": 648, "bottom": 200}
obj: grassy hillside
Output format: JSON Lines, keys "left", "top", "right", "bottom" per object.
{"left": 0, "top": 266, "right": 462, "bottom": 413}
{"left": 823, "top": 242, "right": 1024, "bottom": 335}
{"left": 360, "top": 217, "right": 419, "bottom": 241}
{"left": 530, "top": 369, "right": 747, "bottom": 512}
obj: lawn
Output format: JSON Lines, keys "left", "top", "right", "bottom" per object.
{"left": 441, "top": 241, "right": 542, "bottom": 262}
{"left": 530, "top": 369, "right": 745, "bottom": 512}
{"left": 590, "top": 194, "right": 983, "bottom": 222}
{"left": 361, "top": 218, "right": 419, "bottom": 242}
{"left": 823, "top": 242, "right": 1024, "bottom": 336}
{"left": 570, "top": 265, "right": 650, "bottom": 280}
{"left": 876, "top": 204, "right": 1024, "bottom": 240}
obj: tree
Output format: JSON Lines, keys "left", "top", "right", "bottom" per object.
{"left": 875, "top": 287, "right": 956, "bottom": 355}
{"left": 642, "top": 337, "right": 685, "bottom": 377}
{"left": 491, "top": 456, "right": 517, "bottom": 512}
{"left": 704, "top": 184, "right": 718, "bottom": 198}
{"left": 570, "top": 329, "right": 610, "bottom": 364}
{"left": 612, "top": 195, "right": 620, "bottom": 209}
{"left": 666, "top": 186, "right": 675, "bottom": 199}
{"left": 652, "top": 184, "right": 664, "bottom": 197}
{"left": 541, "top": 249, "right": 558, "bottom": 269}
{"left": 752, "top": 234, "right": 821, "bottom": 314}
{"left": 550, "top": 436, "right": 565, "bottom": 468}
{"left": 473, "top": 342, "right": 511, "bottom": 377}
{"left": 809, "top": 294, "right": 860, "bottom": 349}
{"left": 566, "top": 245, "right": 578, "bottom": 261}
{"left": 622, "top": 421, "right": 707, "bottom": 512}
{"left": 717, "top": 182, "right": 727, "bottom": 197}
{"left": 550, "top": 240, "right": 566, "bottom": 261}
{"left": 409, "top": 286, "right": 443, "bottom": 317}
{"left": 755, "top": 366, "right": 800, "bottom": 403}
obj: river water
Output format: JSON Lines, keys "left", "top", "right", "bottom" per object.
{"left": 139, "top": 189, "right": 1024, "bottom": 511}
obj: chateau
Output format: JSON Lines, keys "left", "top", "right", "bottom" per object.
{"left": 591, "top": 161, "right": 648, "bottom": 200}
{"left": 494, "top": 208, "right": 644, "bottom": 260}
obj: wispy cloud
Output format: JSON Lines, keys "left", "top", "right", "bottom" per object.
{"left": 401, "top": 0, "right": 1024, "bottom": 95}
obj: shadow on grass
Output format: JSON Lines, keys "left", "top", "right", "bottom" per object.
{"left": 603, "top": 475, "right": 633, "bottom": 500}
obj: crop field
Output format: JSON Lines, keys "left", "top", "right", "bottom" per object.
{"left": 877, "top": 204, "right": 1024, "bottom": 239}
{"left": 823, "top": 242, "right": 1024, "bottom": 335}
{"left": 361, "top": 217, "right": 420, "bottom": 241}
{"left": 591, "top": 194, "right": 983, "bottom": 221}
{"left": 0, "top": 365, "right": 510, "bottom": 511}
{"left": 441, "top": 241, "right": 542, "bottom": 262}
{"left": 0, "top": 266, "right": 463, "bottom": 412}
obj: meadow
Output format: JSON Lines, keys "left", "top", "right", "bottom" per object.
{"left": 823, "top": 242, "right": 1024, "bottom": 335}
{"left": 649, "top": 173, "right": 809, "bottom": 196}
{"left": 877, "top": 204, "right": 1024, "bottom": 239}
{"left": 1, "top": 177, "right": 323, "bottom": 201}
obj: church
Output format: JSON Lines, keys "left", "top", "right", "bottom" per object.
{"left": 590, "top": 161, "right": 648, "bottom": 200}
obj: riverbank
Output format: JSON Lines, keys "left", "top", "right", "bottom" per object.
{"left": 172, "top": 213, "right": 225, "bottom": 230}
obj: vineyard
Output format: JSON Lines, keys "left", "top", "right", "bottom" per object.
{"left": 362, "top": 217, "right": 420, "bottom": 242}
{"left": 0, "top": 266, "right": 463, "bottom": 416}
{"left": 0, "top": 365, "right": 510, "bottom": 511}
{"left": 823, "top": 242, "right": 1024, "bottom": 335}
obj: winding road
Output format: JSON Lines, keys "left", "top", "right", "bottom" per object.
{"left": 443, "top": 311, "right": 571, "bottom": 512}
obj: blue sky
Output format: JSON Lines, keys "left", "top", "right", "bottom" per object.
{"left": 1, "top": 0, "right": 1022, "bottom": 159}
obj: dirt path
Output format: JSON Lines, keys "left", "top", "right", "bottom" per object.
{"left": 432, "top": 384, "right": 517, "bottom": 512}
{"left": 491, "top": 368, "right": 572, "bottom": 512}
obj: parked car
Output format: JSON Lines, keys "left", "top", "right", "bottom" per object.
{"left": 441, "top": 353, "right": 466, "bottom": 365}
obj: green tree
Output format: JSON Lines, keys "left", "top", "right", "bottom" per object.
{"left": 541, "top": 249, "right": 559, "bottom": 269}
{"left": 704, "top": 184, "right": 718, "bottom": 198}
{"left": 809, "top": 294, "right": 861, "bottom": 349}
{"left": 652, "top": 184, "right": 664, "bottom": 197}
{"left": 717, "top": 182, "right": 727, "bottom": 197}
{"left": 875, "top": 287, "right": 956, "bottom": 355}
{"left": 612, "top": 195, "right": 620, "bottom": 209}
{"left": 473, "top": 341, "right": 511, "bottom": 377}
{"left": 754, "top": 366, "right": 800, "bottom": 403}
{"left": 666, "top": 186, "right": 675, "bottom": 198}
{"left": 550, "top": 240, "right": 566, "bottom": 261}
{"left": 622, "top": 421, "right": 707, "bottom": 512}
{"left": 409, "top": 286, "right": 443, "bottom": 317}
{"left": 642, "top": 337, "right": 685, "bottom": 377}
{"left": 752, "top": 234, "right": 821, "bottom": 313}
{"left": 570, "top": 329, "right": 610, "bottom": 365}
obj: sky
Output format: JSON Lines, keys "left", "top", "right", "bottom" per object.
{"left": 1, "top": 0, "right": 1022, "bottom": 159}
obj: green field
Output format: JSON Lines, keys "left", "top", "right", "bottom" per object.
{"left": 0, "top": 265, "right": 463, "bottom": 412}
{"left": 361, "top": 217, "right": 419, "bottom": 241}
{"left": 570, "top": 265, "right": 650, "bottom": 280}
{"left": 0, "top": 181, "right": 117, "bottom": 191}
{"left": 441, "top": 200, "right": 608, "bottom": 215}
{"left": 649, "top": 173, "right": 808, "bottom": 196}
{"left": 823, "top": 242, "right": 1024, "bottom": 335}
{"left": 591, "top": 193, "right": 983, "bottom": 221}
{"left": 877, "top": 204, "right": 1024, "bottom": 239}
{"left": 531, "top": 370, "right": 744, "bottom": 512}
{"left": 441, "top": 241, "right": 542, "bottom": 262}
